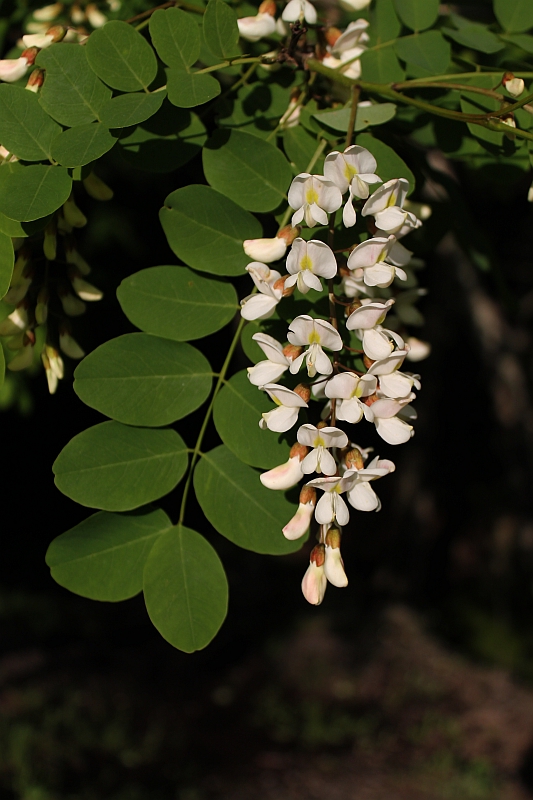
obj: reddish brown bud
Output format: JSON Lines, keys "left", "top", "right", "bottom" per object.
{"left": 289, "top": 442, "right": 308, "bottom": 461}
{"left": 325, "top": 528, "right": 341, "bottom": 549}
{"left": 364, "top": 393, "right": 379, "bottom": 407}
{"left": 324, "top": 26, "right": 342, "bottom": 47}
{"left": 282, "top": 343, "right": 302, "bottom": 361}
{"left": 345, "top": 448, "right": 364, "bottom": 471}
{"left": 26, "top": 68, "right": 44, "bottom": 88}
{"left": 310, "top": 543, "right": 325, "bottom": 567}
{"left": 258, "top": 0, "right": 276, "bottom": 14}
{"left": 272, "top": 275, "right": 295, "bottom": 297}
{"left": 339, "top": 265, "right": 351, "bottom": 277}
{"left": 346, "top": 300, "right": 362, "bottom": 316}
{"left": 299, "top": 485, "right": 316, "bottom": 505}
{"left": 46, "top": 24, "right": 67, "bottom": 42}
{"left": 503, "top": 71, "right": 516, "bottom": 84}
{"left": 363, "top": 355, "right": 375, "bottom": 370}
{"left": 317, "top": 420, "right": 328, "bottom": 430}
{"left": 24, "top": 330, "right": 36, "bottom": 345}
{"left": 277, "top": 224, "right": 301, "bottom": 246}
{"left": 293, "top": 383, "right": 311, "bottom": 403}
{"left": 21, "top": 47, "right": 39, "bottom": 65}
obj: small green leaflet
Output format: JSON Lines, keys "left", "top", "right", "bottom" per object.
{"left": 86, "top": 20, "right": 158, "bottom": 92}
{"left": 394, "top": 31, "right": 450, "bottom": 73}
{"left": 51, "top": 123, "right": 118, "bottom": 168}
{"left": 160, "top": 184, "right": 261, "bottom": 276}
{"left": 494, "top": 0, "right": 533, "bottom": 33}
{"left": 117, "top": 265, "right": 238, "bottom": 341}
{"left": 74, "top": 333, "right": 212, "bottom": 427}
{"left": 0, "top": 85, "right": 62, "bottom": 161}
{"left": 194, "top": 445, "right": 306, "bottom": 555}
{"left": 314, "top": 103, "right": 397, "bottom": 134}
{"left": 144, "top": 526, "right": 229, "bottom": 653}
{"left": 203, "top": 0, "right": 239, "bottom": 60}
{"left": 149, "top": 7, "right": 201, "bottom": 70}
{"left": 46, "top": 507, "right": 172, "bottom": 601}
{"left": 118, "top": 106, "right": 207, "bottom": 172}
{"left": 166, "top": 70, "right": 221, "bottom": 108}
{"left": 99, "top": 92, "right": 165, "bottom": 128}
{"left": 0, "top": 165, "right": 72, "bottom": 222}
{"left": 53, "top": 421, "right": 189, "bottom": 511}
{"left": 393, "top": 0, "right": 439, "bottom": 31}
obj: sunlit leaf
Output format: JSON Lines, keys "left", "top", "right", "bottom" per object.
{"left": 149, "top": 7, "right": 201, "bottom": 70}
{"left": 203, "top": 0, "right": 239, "bottom": 60}
{"left": 86, "top": 20, "right": 158, "bottom": 92}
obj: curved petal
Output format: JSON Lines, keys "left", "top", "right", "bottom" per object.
{"left": 347, "top": 237, "right": 389, "bottom": 269}
{"left": 325, "top": 372, "right": 358, "bottom": 399}
{"left": 301, "top": 448, "right": 320, "bottom": 474}
{"left": 363, "top": 263, "right": 395, "bottom": 288}
{"left": 263, "top": 405, "right": 300, "bottom": 432}
{"left": 315, "top": 492, "right": 336, "bottom": 524}
{"left": 362, "top": 328, "right": 394, "bottom": 360}
{"left": 240, "top": 294, "right": 278, "bottom": 320}
{"left": 260, "top": 456, "right": 303, "bottom": 490}
{"left": 347, "top": 481, "right": 379, "bottom": 511}
{"left": 335, "top": 495, "right": 350, "bottom": 526}
{"left": 336, "top": 397, "right": 364, "bottom": 424}
{"left": 247, "top": 360, "right": 288, "bottom": 386}
{"left": 374, "top": 416, "right": 413, "bottom": 444}
{"left": 283, "top": 501, "right": 314, "bottom": 539}
{"left": 301, "top": 562, "right": 327, "bottom": 605}
{"left": 318, "top": 448, "right": 337, "bottom": 476}
{"left": 324, "top": 547, "right": 348, "bottom": 587}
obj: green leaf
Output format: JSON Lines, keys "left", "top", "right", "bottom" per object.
{"left": 50, "top": 123, "right": 117, "bottom": 168}
{"left": 0, "top": 166, "right": 72, "bottom": 222}
{"left": 0, "top": 213, "right": 51, "bottom": 238}
{"left": 203, "top": 0, "right": 239, "bottom": 60}
{"left": 501, "top": 33, "right": 533, "bottom": 53}
{"left": 53, "top": 421, "right": 188, "bottom": 511}
{"left": 283, "top": 126, "right": 324, "bottom": 174}
{"left": 74, "top": 333, "right": 212, "bottom": 427}
{"left": 460, "top": 80, "right": 503, "bottom": 146}
{"left": 0, "top": 85, "right": 62, "bottom": 162}
{"left": 213, "top": 371, "right": 290, "bottom": 470}
{"left": 160, "top": 185, "right": 261, "bottom": 276}
{"left": 372, "top": 0, "right": 401, "bottom": 42}
{"left": 314, "top": 103, "right": 396, "bottom": 134}
{"left": 149, "top": 7, "right": 201, "bottom": 70}
{"left": 37, "top": 43, "right": 112, "bottom": 127}
{"left": 0, "top": 231, "right": 14, "bottom": 299}
{"left": 494, "top": 0, "right": 533, "bottom": 33}
{"left": 194, "top": 445, "right": 305, "bottom": 555}
{"left": 167, "top": 69, "right": 221, "bottom": 108}
{"left": 394, "top": 30, "right": 450, "bottom": 72}
{"left": 86, "top": 20, "right": 158, "bottom": 92}
{"left": 118, "top": 104, "right": 206, "bottom": 172}
{"left": 144, "top": 526, "right": 228, "bottom": 652}
{"left": 203, "top": 129, "right": 291, "bottom": 212}
{"left": 99, "top": 92, "right": 165, "bottom": 128}
{"left": 393, "top": 0, "right": 439, "bottom": 31}
{"left": 442, "top": 25, "right": 505, "bottom": 54}
{"left": 359, "top": 48, "right": 405, "bottom": 83}
{"left": 117, "top": 265, "right": 238, "bottom": 341}
{"left": 46, "top": 507, "right": 172, "bottom": 601}
{"left": 356, "top": 133, "right": 415, "bottom": 191}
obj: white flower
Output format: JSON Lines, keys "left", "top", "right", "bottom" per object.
{"left": 60, "top": 290, "right": 86, "bottom": 316}
{"left": 324, "top": 528, "right": 348, "bottom": 587}
{"left": 301, "top": 544, "right": 327, "bottom": 605}
{"left": 282, "top": 0, "right": 317, "bottom": 24}
{"left": 405, "top": 337, "right": 431, "bottom": 362}
{"left": 287, "top": 315, "right": 343, "bottom": 378}
{"left": 503, "top": 75, "right": 524, "bottom": 97}
{"left": 364, "top": 395, "right": 415, "bottom": 444}
{"left": 361, "top": 178, "right": 420, "bottom": 235}
{"left": 0, "top": 306, "right": 28, "bottom": 336}
{"left": 70, "top": 273, "right": 103, "bottom": 301}
{"left": 332, "top": 19, "right": 369, "bottom": 53}
{"left": 346, "top": 298, "right": 395, "bottom": 331}
{"left": 285, "top": 238, "right": 337, "bottom": 293}
{"left": 22, "top": 32, "right": 55, "bottom": 48}
{"left": 322, "top": 52, "right": 363, "bottom": 81}
{"left": 0, "top": 56, "right": 30, "bottom": 83}
{"left": 42, "top": 345, "right": 64, "bottom": 394}
{"left": 297, "top": 424, "right": 348, "bottom": 475}
{"left": 247, "top": 333, "right": 293, "bottom": 387}
{"left": 86, "top": 3, "right": 107, "bottom": 27}
{"left": 288, "top": 173, "right": 342, "bottom": 228}
{"left": 283, "top": 485, "right": 316, "bottom": 540}
{"left": 346, "top": 455, "right": 395, "bottom": 512}
{"left": 306, "top": 471, "right": 358, "bottom": 526}
{"left": 243, "top": 236, "right": 287, "bottom": 263}
{"left": 240, "top": 262, "right": 284, "bottom": 321}
{"left": 324, "top": 145, "right": 381, "bottom": 227}
{"left": 32, "top": 3, "right": 62, "bottom": 21}
{"left": 339, "top": 0, "right": 371, "bottom": 10}
{"left": 347, "top": 236, "right": 410, "bottom": 288}
{"left": 59, "top": 331, "right": 85, "bottom": 359}
{"left": 366, "top": 349, "right": 408, "bottom": 376}
{"left": 360, "top": 325, "right": 405, "bottom": 362}
{"left": 376, "top": 370, "right": 420, "bottom": 398}
{"left": 260, "top": 442, "right": 307, "bottom": 490}
{"left": 324, "top": 372, "right": 377, "bottom": 423}
{"left": 237, "top": 12, "right": 276, "bottom": 41}
{"left": 259, "top": 383, "right": 308, "bottom": 432}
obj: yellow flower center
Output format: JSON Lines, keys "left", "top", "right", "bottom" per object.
{"left": 343, "top": 161, "right": 359, "bottom": 181}
{"left": 308, "top": 329, "right": 321, "bottom": 344}
{"left": 300, "top": 254, "right": 313, "bottom": 271}
{"left": 305, "top": 187, "right": 319, "bottom": 204}
{"left": 314, "top": 435, "right": 325, "bottom": 448}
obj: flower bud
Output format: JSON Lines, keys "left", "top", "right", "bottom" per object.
{"left": 363, "top": 354, "right": 375, "bottom": 370}
{"left": 278, "top": 224, "right": 301, "bottom": 246}
{"left": 59, "top": 286, "right": 86, "bottom": 316}
{"left": 35, "top": 287, "right": 49, "bottom": 325}
{"left": 33, "top": 3, "right": 63, "bottom": 21}
{"left": 25, "top": 68, "right": 45, "bottom": 92}
{"left": 258, "top": 0, "right": 276, "bottom": 14}
{"left": 501, "top": 112, "right": 516, "bottom": 129}
{"left": 86, "top": 3, "right": 107, "bottom": 27}
{"left": 272, "top": 275, "right": 295, "bottom": 297}
{"left": 70, "top": 4, "right": 85, "bottom": 24}
{"left": 59, "top": 328, "right": 85, "bottom": 359}
{"left": 325, "top": 527, "right": 341, "bottom": 549}
{"left": 289, "top": 442, "right": 308, "bottom": 461}
{"left": 83, "top": 171, "right": 113, "bottom": 201}
{"left": 8, "top": 337, "right": 34, "bottom": 371}
{"left": 503, "top": 72, "right": 525, "bottom": 98}
{"left": 324, "top": 538, "right": 348, "bottom": 587}
{"left": 69, "top": 270, "right": 103, "bottom": 301}
{"left": 65, "top": 240, "right": 91, "bottom": 275}
{"left": 301, "top": 544, "right": 327, "bottom": 605}
{"left": 243, "top": 237, "right": 287, "bottom": 263}
{"left": 345, "top": 448, "right": 364, "bottom": 471}
{"left": 346, "top": 300, "right": 362, "bottom": 316}
{"left": 316, "top": 420, "right": 328, "bottom": 430}
{"left": 293, "top": 383, "right": 311, "bottom": 403}
{"left": 20, "top": 47, "right": 39, "bottom": 66}
{"left": 282, "top": 344, "right": 302, "bottom": 361}
{"left": 299, "top": 485, "right": 316, "bottom": 506}
{"left": 63, "top": 195, "right": 87, "bottom": 228}
{"left": 0, "top": 304, "right": 29, "bottom": 336}
{"left": 260, "top": 449, "right": 305, "bottom": 490}
{"left": 310, "top": 543, "right": 325, "bottom": 567}
{"left": 324, "top": 27, "right": 342, "bottom": 47}
{"left": 23, "top": 25, "right": 66, "bottom": 49}
{"left": 283, "top": 487, "right": 316, "bottom": 540}
{"left": 43, "top": 219, "right": 57, "bottom": 260}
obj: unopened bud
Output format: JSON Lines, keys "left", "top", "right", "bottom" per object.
{"left": 83, "top": 171, "right": 113, "bottom": 201}
{"left": 35, "top": 287, "right": 49, "bottom": 325}
{"left": 47, "top": 24, "right": 67, "bottom": 42}
{"left": 316, "top": 420, "right": 328, "bottom": 430}
{"left": 63, "top": 194, "right": 87, "bottom": 228}
{"left": 282, "top": 343, "right": 302, "bottom": 361}
{"left": 243, "top": 236, "right": 286, "bottom": 263}
{"left": 324, "top": 26, "right": 342, "bottom": 47}
{"left": 345, "top": 448, "right": 364, "bottom": 471}
{"left": 25, "top": 68, "right": 44, "bottom": 92}
{"left": 258, "top": 0, "right": 276, "bottom": 15}
{"left": 289, "top": 442, "right": 308, "bottom": 461}
{"left": 86, "top": 3, "right": 107, "bottom": 27}
{"left": 346, "top": 300, "right": 362, "bottom": 316}
{"left": 70, "top": 4, "right": 85, "bottom": 24}
{"left": 363, "top": 354, "right": 375, "bottom": 370}
{"left": 293, "top": 383, "right": 310, "bottom": 403}
{"left": 20, "top": 47, "right": 39, "bottom": 65}
{"left": 43, "top": 219, "right": 57, "bottom": 260}
{"left": 299, "top": 485, "right": 316, "bottom": 506}
{"left": 339, "top": 266, "right": 350, "bottom": 277}
{"left": 325, "top": 528, "right": 341, "bottom": 549}
{"left": 363, "top": 393, "right": 379, "bottom": 407}
{"left": 277, "top": 224, "right": 301, "bottom": 246}
{"left": 33, "top": 3, "right": 63, "bottom": 21}
{"left": 272, "top": 275, "right": 295, "bottom": 297}
{"left": 500, "top": 112, "right": 516, "bottom": 134}
{"left": 503, "top": 71, "right": 525, "bottom": 98}
{"left": 309, "top": 543, "right": 325, "bottom": 567}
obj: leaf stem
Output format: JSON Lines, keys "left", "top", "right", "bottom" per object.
{"left": 195, "top": 56, "right": 263, "bottom": 75}
{"left": 178, "top": 315, "right": 246, "bottom": 526}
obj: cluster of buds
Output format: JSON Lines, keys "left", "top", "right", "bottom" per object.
{"left": 23, "top": 1, "right": 118, "bottom": 38}
{"left": 0, "top": 180, "right": 110, "bottom": 393}
{"left": 240, "top": 139, "right": 430, "bottom": 605}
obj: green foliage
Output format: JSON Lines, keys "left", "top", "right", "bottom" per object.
{"left": 494, "top": 0, "right": 533, "bottom": 33}
{"left": 149, "top": 7, "right": 201, "bottom": 70}
{"left": 99, "top": 92, "right": 165, "bottom": 127}
{"left": 166, "top": 69, "right": 221, "bottom": 107}
{"left": 203, "top": 129, "right": 292, "bottom": 211}
{"left": 393, "top": 31, "right": 450, "bottom": 73}
{"left": 45, "top": 507, "right": 172, "bottom": 601}
{"left": 53, "top": 421, "right": 188, "bottom": 511}
{"left": 0, "top": 85, "right": 61, "bottom": 161}
{"left": 117, "top": 265, "right": 238, "bottom": 341}
{"left": 50, "top": 123, "right": 118, "bottom": 167}
{"left": 144, "top": 525, "right": 228, "bottom": 652}
{"left": 160, "top": 184, "right": 261, "bottom": 275}
{"left": 360, "top": 48, "right": 405, "bottom": 82}
{"left": 194, "top": 445, "right": 305, "bottom": 555}
{"left": 0, "top": 232, "right": 14, "bottom": 299}
{"left": 37, "top": 44, "right": 112, "bottom": 126}
{"left": 442, "top": 23, "right": 504, "bottom": 54}
{"left": 203, "top": 0, "right": 239, "bottom": 60}
{"left": 314, "top": 102, "right": 397, "bottom": 133}
{"left": 0, "top": 166, "right": 72, "bottom": 222}
{"left": 393, "top": 0, "right": 439, "bottom": 32}
{"left": 356, "top": 133, "right": 415, "bottom": 189}
{"left": 85, "top": 20, "right": 158, "bottom": 91}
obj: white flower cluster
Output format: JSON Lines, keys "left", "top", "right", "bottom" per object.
{"left": 240, "top": 143, "right": 429, "bottom": 606}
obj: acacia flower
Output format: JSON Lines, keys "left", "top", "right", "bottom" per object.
{"left": 243, "top": 225, "right": 299, "bottom": 263}
{"left": 346, "top": 455, "right": 395, "bottom": 511}
{"left": 237, "top": 1, "right": 276, "bottom": 42}
{"left": 42, "top": 345, "right": 64, "bottom": 394}
{"left": 260, "top": 442, "right": 308, "bottom": 490}
{"left": 363, "top": 394, "right": 416, "bottom": 444}
{"left": 324, "top": 528, "right": 348, "bottom": 587}
{"left": 503, "top": 72, "right": 524, "bottom": 97}
{"left": 347, "top": 236, "right": 409, "bottom": 288}
{"left": 306, "top": 471, "right": 359, "bottom": 526}
{"left": 301, "top": 544, "right": 327, "bottom": 605}
{"left": 0, "top": 305, "right": 28, "bottom": 336}
{"left": 346, "top": 298, "right": 395, "bottom": 331}
{"left": 285, "top": 238, "right": 337, "bottom": 293}
{"left": 259, "top": 383, "right": 309, "bottom": 432}
{"left": 405, "top": 337, "right": 431, "bottom": 361}
{"left": 361, "top": 177, "right": 420, "bottom": 234}
{"left": 339, "top": 0, "right": 371, "bottom": 9}
{"left": 324, "top": 145, "right": 381, "bottom": 227}
{"left": 297, "top": 424, "right": 348, "bottom": 475}
{"left": 324, "top": 372, "right": 377, "bottom": 423}
{"left": 240, "top": 262, "right": 284, "bottom": 321}
{"left": 374, "top": 369, "right": 420, "bottom": 399}
{"left": 288, "top": 173, "right": 342, "bottom": 228}
{"left": 0, "top": 47, "right": 37, "bottom": 83}
{"left": 282, "top": 0, "right": 317, "bottom": 24}
{"left": 283, "top": 485, "right": 316, "bottom": 540}
{"left": 288, "top": 315, "right": 343, "bottom": 378}
{"left": 367, "top": 348, "right": 408, "bottom": 377}
{"left": 22, "top": 25, "right": 66, "bottom": 49}
{"left": 247, "top": 333, "right": 297, "bottom": 387}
